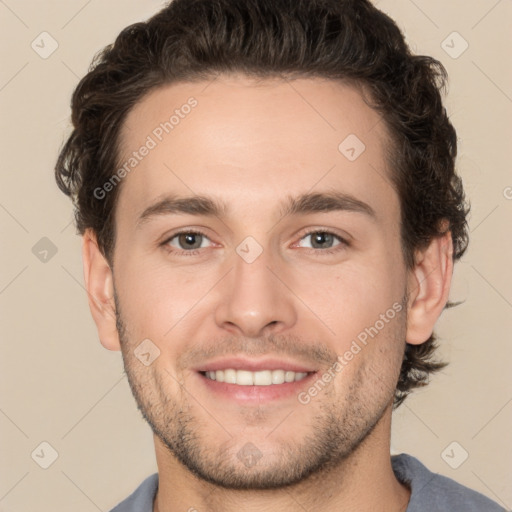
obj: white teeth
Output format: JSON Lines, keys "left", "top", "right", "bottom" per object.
{"left": 236, "top": 370, "right": 254, "bottom": 386}
{"left": 271, "top": 369, "right": 285, "bottom": 384}
{"left": 203, "top": 369, "right": 309, "bottom": 385}
{"left": 223, "top": 369, "right": 237, "bottom": 384}
{"left": 253, "top": 370, "right": 272, "bottom": 386}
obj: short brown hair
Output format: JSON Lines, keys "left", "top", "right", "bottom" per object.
{"left": 55, "top": 0, "right": 469, "bottom": 407}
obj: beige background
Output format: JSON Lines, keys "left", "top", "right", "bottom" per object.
{"left": 0, "top": 0, "right": 511, "bottom": 510}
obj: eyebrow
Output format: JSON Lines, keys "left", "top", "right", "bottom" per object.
{"left": 136, "top": 190, "right": 376, "bottom": 229}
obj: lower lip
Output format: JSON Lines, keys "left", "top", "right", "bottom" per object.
{"left": 197, "top": 372, "right": 318, "bottom": 402}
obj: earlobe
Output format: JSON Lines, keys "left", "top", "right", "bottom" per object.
{"left": 82, "top": 229, "right": 121, "bottom": 351}
{"left": 406, "top": 230, "right": 454, "bottom": 345}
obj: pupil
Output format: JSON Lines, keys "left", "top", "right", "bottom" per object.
{"left": 180, "top": 233, "right": 201, "bottom": 249}
{"left": 177, "top": 233, "right": 333, "bottom": 250}
{"left": 313, "top": 232, "right": 332, "bottom": 248}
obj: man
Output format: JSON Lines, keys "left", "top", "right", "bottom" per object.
{"left": 54, "top": 0, "right": 505, "bottom": 510}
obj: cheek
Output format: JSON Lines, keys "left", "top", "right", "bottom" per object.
{"left": 114, "top": 231, "right": 406, "bottom": 349}
{"left": 292, "top": 255, "right": 406, "bottom": 345}
{"left": 114, "top": 257, "right": 216, "bottom": 343}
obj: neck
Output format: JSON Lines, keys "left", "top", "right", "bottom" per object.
{"left": 153, "top": 408, "right": 410, "bottom": 512}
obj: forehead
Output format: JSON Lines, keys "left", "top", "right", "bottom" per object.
{"left": 115, "top": 74, "right": 398, "bottom": 228}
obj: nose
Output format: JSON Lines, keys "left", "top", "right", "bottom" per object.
{"left": 214, "top": 244, "right": 298, "bottom": 338}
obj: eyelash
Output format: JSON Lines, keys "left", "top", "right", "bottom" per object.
{"left": 160, "top": 228, "right": 350, "bottom": 257}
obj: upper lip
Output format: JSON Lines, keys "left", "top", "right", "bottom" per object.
{"left": 193, "top": 356, "right": 318, "bottom": 373}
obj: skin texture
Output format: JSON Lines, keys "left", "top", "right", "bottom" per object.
{"left": 82, "top": 75, "right": 453, "bottom": 511}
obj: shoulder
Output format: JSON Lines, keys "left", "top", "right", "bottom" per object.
{"left": 109, "top": 473, "right": 159, "bottom": 512}
{"left": 391, "top": 453, "right": 507, "bottom": 512}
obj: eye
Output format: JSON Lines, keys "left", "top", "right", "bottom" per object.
{"left": 162, "top": 230, "right": 212, "bottom": 254}
{"left": 160, "top": 228, "right": 349, "bottom": 257}
{"left": 296, "top": 230, "right": 348, "bottom": 253}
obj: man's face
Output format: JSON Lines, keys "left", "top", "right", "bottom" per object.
{"left": 111, "top": 75, "right": 409, "bottom": 488}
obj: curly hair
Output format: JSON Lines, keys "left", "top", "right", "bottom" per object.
{"left": 55, "top": 0, "right": 469, "bottom": 407}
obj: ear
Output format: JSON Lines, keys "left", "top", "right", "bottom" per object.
{"left": 82, "top": 228, "right": 121, "bottom": 351}
{"left": 406, "top": 230, "right": 454, "bottom": 345}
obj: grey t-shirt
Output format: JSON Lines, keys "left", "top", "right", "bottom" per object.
{"left": 110, "top": 453, "right": 507, "bottom": 511}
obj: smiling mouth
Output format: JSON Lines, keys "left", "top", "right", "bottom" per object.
{"left": 200, "top": 369, "right": 312, "bottom": 386}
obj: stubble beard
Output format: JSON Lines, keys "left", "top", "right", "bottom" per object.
{"left": 114, "top": 293, "right": 405, "bottom": 490}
